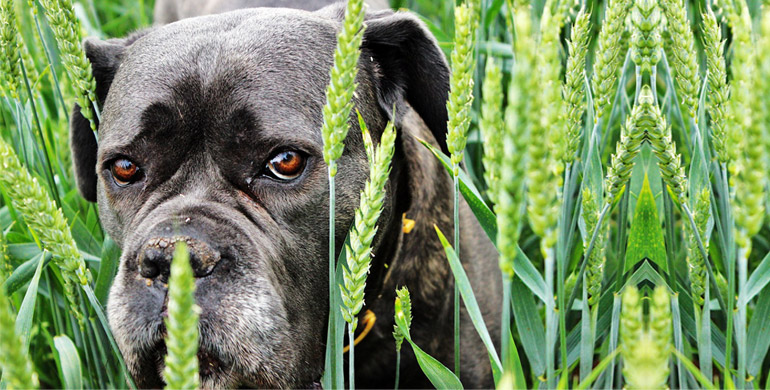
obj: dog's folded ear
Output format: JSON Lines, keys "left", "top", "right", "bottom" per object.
{"left": 361, "top": 9, "right": 451, "bottom": 154}
{"left": 70, "top": 31, "right": 150, "bottom": 202}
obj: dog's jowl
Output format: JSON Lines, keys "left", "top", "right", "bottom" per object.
{"left": 69, "top": 2, "right": 500, "bottom": 388}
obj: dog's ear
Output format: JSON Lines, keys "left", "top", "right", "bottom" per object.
{"left": 361, "top": 10, "right": 451, "bottom": 154}
{"left": 70, "top": 31, "right": 150, "bottom": 202}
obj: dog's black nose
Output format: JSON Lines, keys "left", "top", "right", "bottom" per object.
{"left": 138, "top": 236, "right": 221, "bottom": 281}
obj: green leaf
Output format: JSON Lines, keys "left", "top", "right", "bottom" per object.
{"left": 699, "top": 287, "right": 713, "bottom": 381}
{"left": 505, "top": 329, "right": 526, "bottom": 390}
{"left": 624, "top": 173, "right": 668, "bottom": 272}
{"left": 53, "top": 335, "right": 83, "bottom": 390}
{"left": 2, "top": 252, "right": 50, "bottom": 296}
{"left": 747, "top": 286, "right": 770, "bottom": 377}
{"left": 15, "top": 252, "right": 45, "bottom": 353}
{"left": 575, "top": 348, "right": 621, "bottom": 390}
{"left": 742, "top": 250, "right": 770, "bottom": 305}
{"left": 515, "top": 246, "right": 547, "bottom": 304}
{"left": 579, "top": 282, "right": 594, "bottom": 381}
{"left": 95, "top": 236, "right": 120, "bottom": 303}
{"left": 407, "top": 339, "right": 464, "bottom": 389}
{"left": 671, "top": 348, "right": 717, "bottom": 389}
{"left": 435, "top": 226, "right": 503, "bottom": 375}
{"left": 511, "top": 276, "right": 546, "bottom": 376}
{"left": 482, "top": 0, "right": 505, "bottom": 30}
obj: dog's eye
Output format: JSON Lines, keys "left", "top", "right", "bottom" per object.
{"left": 111, "top": 158, "right": 141, "bottom": 186}
{"left": 265, "top": 151, "right": 306, "bottom": 180}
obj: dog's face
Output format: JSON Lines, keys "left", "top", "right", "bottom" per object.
{"left": 70, "top": 5, "right": 449, "bottom": 388}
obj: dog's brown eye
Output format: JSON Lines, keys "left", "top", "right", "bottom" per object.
{"left": 266, "top": 151, "right": 305, "bottom": 180}
{"left": 111, "top": 159, "right": 140, "bottom": 186}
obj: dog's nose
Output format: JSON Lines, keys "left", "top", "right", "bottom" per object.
{"left": 138, "top": 236, "right": 221, "bottom": 281}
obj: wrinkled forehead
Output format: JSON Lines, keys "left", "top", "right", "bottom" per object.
{"left": 99, "top": 9, "right": 339, "bottom": 147}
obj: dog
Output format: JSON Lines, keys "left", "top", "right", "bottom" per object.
{"left": 70, "top": 2, "right": 501, "bottom": 388}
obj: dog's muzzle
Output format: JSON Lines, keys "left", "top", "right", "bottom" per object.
{"left": 138, "top": 235, "right": 222, "bottom": 282}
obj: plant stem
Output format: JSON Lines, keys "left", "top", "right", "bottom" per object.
{"left": 719, "top": 162, "right": 736, "bottom": 384}
{"left": 327, "top": 171, "right": 341, "bottom": 388}
{"left": 556, "top": 163, "right": 573, "bottom": 376}
{"left": 394, "top": 350, "right": 400, "bottom": 390}
{"left": 501, "top": 275, "right": 511, "bottom": 368}
{"left": 545, "top": 245, "right": 555, "bottom": 389}
{"left": 453, "top": 173, "right": 461, "bottom": 376}
{"left": 737, "top": 245, "right": 747, "bottom": 386}
{"left": 349, "top": 324, "right": 355, "bottom": 390}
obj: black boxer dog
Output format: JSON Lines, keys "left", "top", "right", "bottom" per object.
{"left": 70, "top": 2, "right": 500, "bottom": 388}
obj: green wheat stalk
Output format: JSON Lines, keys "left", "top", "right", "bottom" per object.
{"left": 392, "top": 287, "right": 412, "bottom": 390}
{"left": 445, "top": 2, "right": 478, "bottom": 375}
{"left": 729, "top": 6, "right": 764, "bottom": 254}
{"left": 592, "top": 0, "right": 633, "bottom": 120}
{"left": 497, "top": 2, "right": 535, "bottom": 277}
{"left": 321, "top": 0, "right": 365, "bottom": 178}
{"left": 659, "top": 0, "right": 699, "bottom": 119}
{"left": 480, "top": 59, "right": 504, "bottom": 207}
{"left": 446, "top": 2, "right": 477, "bottom": 176}
{"left": 643, "top": 86, "right": 687, "bottom": 203}
{"left": 529, "top": 6, "right": 566, "bottom": 386}
{"left": 759, "top": 6, "right": 770, "bottom": 209}
{"left": 319, "top": 0, "right": 366, "bottom": 385}
{"left": 527, "top": 2, "right": 561, "bottom": 253}
{"left": 727, "top": 4, "right": 759, "bottom": 383}
{"left": 605, "top": 103, "right": 645, "bottom": 203}
{"left": 702, "top": 8, "right": 730, "bottom": 164}
{"left": 0, "top": 138, "right": 89, "bottom": 320}
{"left": 686, "top": 188, "right": 711, "bottom": 307}
{"left": 0, "top": 0, "right": 22, "bottom": 100}
{"left": 38, "top": 0, "right": 100, "bottom": 132}
{"left": 581, "top": 188, "right": 606, "bottom": 308}
{"left": 621, "top": 286, "right": 672, "bottom": 389}
{"left": 0, "top": 225, "right": 10, "bottom": 280}
{"left": 340, "top": 120, "right": 395, "bottom": 389}
{"left": 562, "top": 7, "right": 591, "bottom": 163}
{"left": 629, "top": 0, "right": 662, "bottom": 76}
{"left": 163, "top": 243, "right": 200, "bottom": 390}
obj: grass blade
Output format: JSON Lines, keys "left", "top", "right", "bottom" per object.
{"left": 15, "top": 251, "right": 46, "bottom": 352}
{"left": 409, "top": 341, "right": 465, "bottom": 390}
{"left": 511, "top": 276, "right": 545, "bottom": 376}
{"left": 435, "top": 226, "right": 503, "bottom": 375}
{"left": 575, "top": 348, "right": 620, "bottom": 390}
{"left": 94, "top": 236, "right": 119, "bottom": 303}
{"left": 742, "top": 250, "right": 770, "bottom": 305}
{"left": 53, "top": 335, "right": 83, "bottom": 390}
{"left": 746, "top": 286, "right": 770, "bottom": 377}
{"left": 1, "top": 252, "right": 50, "bottom": 296}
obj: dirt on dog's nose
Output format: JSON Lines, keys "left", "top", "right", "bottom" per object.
{"left": 138, "top": 236, "right": 221, "bottom": 280}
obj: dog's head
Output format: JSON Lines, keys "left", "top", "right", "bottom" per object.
{"left": 70, "top": 5, "right": 449, "bottom": 388}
